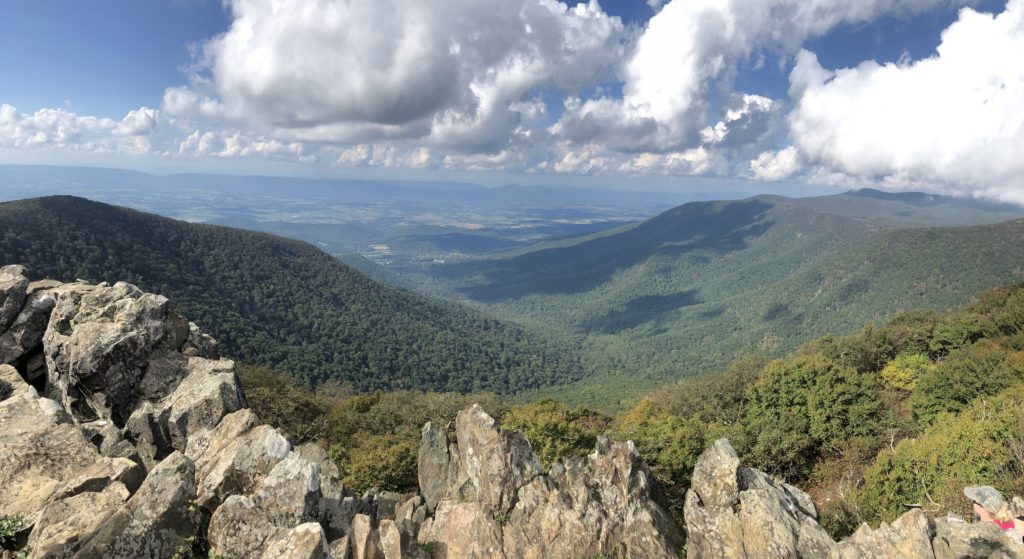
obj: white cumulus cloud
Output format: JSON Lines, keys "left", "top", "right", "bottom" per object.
{"left": 787, "top": 0, "right": 1024, "bottom": 202}
{"left": 751, "top": 146, "right": 801, "bottom": 181}
{"left": 555, "top": 0, "right": 962, "bottom": 152}
{"left": 168, "top": 0, "right": 624, "bottom": 151}
{"left": 0, "top": 104, "right": 158, "bottom": 155}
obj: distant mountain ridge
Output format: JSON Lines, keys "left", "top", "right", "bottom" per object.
{"left": 426, "top": 191, "right": 1024, "bottom": 406}
{"left": 0, "top": 195, "right": 585, "bottom": 393}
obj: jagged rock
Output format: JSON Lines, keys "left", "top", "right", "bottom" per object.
{"left": 448, "top": 404, "right": 542, "bottom": 515}
{"left": 74, "top": 451, "right": 200, "bottom": 559}
{"left": 418, "top": 501, "right": 503, "bottom": 559}
{"left": 0, "top": 365, "right": 140, "bottom": 532}
{"left": 685, "top": 438, "right": 835, "bottom": 559}
{"left": 419, "top": 421, "right": 454, "bottom": 511}
{"left": 378, "top": 519, "right": 404, "bottom": 559}
{"left": 360, "top": 489, "right": 413, "bottom": 524}
{"left": 0, "top": 264, "right": 29, "bottom": 333}
{"left": 330, "top": 536, "right": 352, "bottom": 559}
{"left": 691, "top": 438, "right": 741, "bottom": 508}
{"left": 0, "top": 289, "right": 55, "bottom": 366}
{"left": 208, "top": 452, "right": 327, "bottom": 559}
{"left": 298, "top": 442, "right": 356, "bottom": 539}
{"left": 183, "top": 321, "right": 220, "bottom": 359}
{"left": 260, "top": 523, "right": 330, "bottom": 559}
{"left": 42, "top": 281, "right": 192, "bottom": 424}
{"left": 193, "top": 409, "right": 291, "bottom": 509}
{"left": 829, "top": 508, "right": 935, "bottom": 558}
{"left": 124, "top": 355, "right": 245, "bottom": 469}
{"left": 16, "top": 267, "right": 1024, "bottom": 559}
{"left": 80, "top": 419, "right": 139, "bottom": 459}
{"left": 932, "top": 515, "right": 1024, "bottom": 559}
{"left": 26, "top": 482, "right": 130, "bottom": 559}
{"left": 209, "top": 495, "right": 277, "bottom": 559}
{"left": 0, "top": 361, "right": 32, "bottom": 400}
{"left": 253, "top": 452, "right": 323, "bottom": 526}
{"left": 501, "top": 437, "right": 684, "bottom": 559}
{"left": 351, "top": 514, "right": 383, "bottom": 559}
{"left": 394, "top": 495, "right": 427, "bottom": 541}
{"left": 418, "top": 406, "right": 684, "bottom": 559}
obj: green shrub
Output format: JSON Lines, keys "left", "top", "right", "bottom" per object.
{"left": 611, "top": 400, "right": 706, "bottom": 513}
{"left": 857, "top": 381, "right": 1024, "bottom": 522}
{"left": 741, "top": 354, "right": 883, "bottom": 481}
{"left": 879, "top": 353, "right": 934, "bottom": 393}
{"left": 651, "top": 356, "right": 767, "bottom": 424}
{"left": 334, "top": 431, "right": 420, "bottom": 494}
{"left": 929, "top": 312, "right": 993, "bottom": 357}
{"left": 501, "top": 399, "right": 610, "bottom": 469}
{"left": 910, "top": 341, "right": 1024, "bottom": 425}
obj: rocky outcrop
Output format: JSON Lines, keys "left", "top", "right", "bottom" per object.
{"left": 686, "top": 438, "right": 1024, "bottom": 559}
{"left": 0, "top": 265, "right": 682, "bottom": 559}
{"left": 0, "top": 268, "right": 351, "bottom": 559}
{"left": 7, "top": 264, "right": 1021, "bottom": 559}
{"left": 413, "top": 404, "right": 685, "bottom": 559}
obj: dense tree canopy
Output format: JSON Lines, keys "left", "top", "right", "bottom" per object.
{"left": 0, "top": 196, "right": 586, "bottom": 393}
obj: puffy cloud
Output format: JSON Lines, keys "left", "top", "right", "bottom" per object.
{"left": 555, "top": 0, "right": 961, "bottom": 152}
{"left": 176, "top": 129, "right": 312, "bottom": 161}
{"left": 787, "top": 0, "right": 1024, "bottom": 202}
{"left": 0, "top": 104, "right": 158, "bottom": 155}
{"left": 750, "top": 146, "right": 801, "bottom": 181}
{"left": 168, "top": 0, "right": 624, "bottom": 150}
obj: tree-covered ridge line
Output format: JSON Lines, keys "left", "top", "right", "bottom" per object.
{"left": 0, "top": 195, "right": 586, "bottom": 393}
{"left": 423, "top": 192, "right": 1024, "bottom": 407}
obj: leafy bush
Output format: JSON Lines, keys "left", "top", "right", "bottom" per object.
{"left": 857, "top": 381, "right": 1024, "bottom": 521}
{"left": 879, "top": 353, "right": 934, "bottom": 393}
{"left": 238, "top": 364, "right": 336, "bottom": 443}
{"left": 333, "top": 432, "right": 420, "bottom": 494}
{"left": 611, "top": 400, "right": 707, "bottom": 513}
{"left": 929, "top": 312, "right": 993, "bottom": 357}
{"left": 501, "top": 399, "right": 610, "bottom": 469}
{"left": 650, "top": 356, "right": 767, "bottom": 424}
{"left": 910, "top": 341, "right": 1024, "bottom": 425}
{"left": 741, "top": 354, "right": 883, "bottom": 481}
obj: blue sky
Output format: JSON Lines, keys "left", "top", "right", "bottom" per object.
{"left": 0, "top": 0, "right": 1021, "bottom": 202}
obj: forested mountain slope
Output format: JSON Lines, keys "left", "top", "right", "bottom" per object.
{"left": 0, "top": 196, "right": 584, "bottom": 393}
{"left": 429, "top": 191, "right": 1024, "bottom": 405}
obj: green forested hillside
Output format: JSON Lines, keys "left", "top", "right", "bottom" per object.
{"left": 427, "top": 192, "right": 1024, "bottom": 406}
{"left": 243, "top": 283, "right": 1024, "bottom": 537}
{"left": 0, "top": 196, "right": 585, "bottom": 393}
{"left": 605, "top": 282, "right": 1024, "bottom": 534}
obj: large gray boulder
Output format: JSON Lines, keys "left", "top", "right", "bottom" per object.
{"left": 0, "top": 264, "right": 30, "bottom": 333}
{"left": 685, "top": 438, "right": 835, "bottom": 559}
{"left": 260, "top": 522, "right": 331, "bottom": 559}
{"left": 74, "top": 452, "right": 200, "bottom": 559}
{"left": 0, "top": 364, "right": 139, "bottom": 538}
{"left": 416, "top": 405, "right": 684, "bottom": 559}
{"left": 207, "top": 451, "right": 331, "bottom": 559}
{"left": 192, "top": 409, "right": 291, "bottom": 509}
{"left": 124, "top": 354, "right": 245, "bottom": 469}
{"left": 418, "top": 421, "right": 455, "bottom": 511}
{"left": 447, "top": 404, "right": 542, "bottom": 515}
{"left": 42, "top": 281, "right": 191, "bottom": 424}
{"left": 0, "top": 288, "right": 56, "bottom": 366}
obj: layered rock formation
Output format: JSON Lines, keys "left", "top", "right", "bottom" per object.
{"left": 0, "top": 265, "right": 683, "bottom": 559}
{"left": 685, "top": 438, "right": 1024, "bottom": 559}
